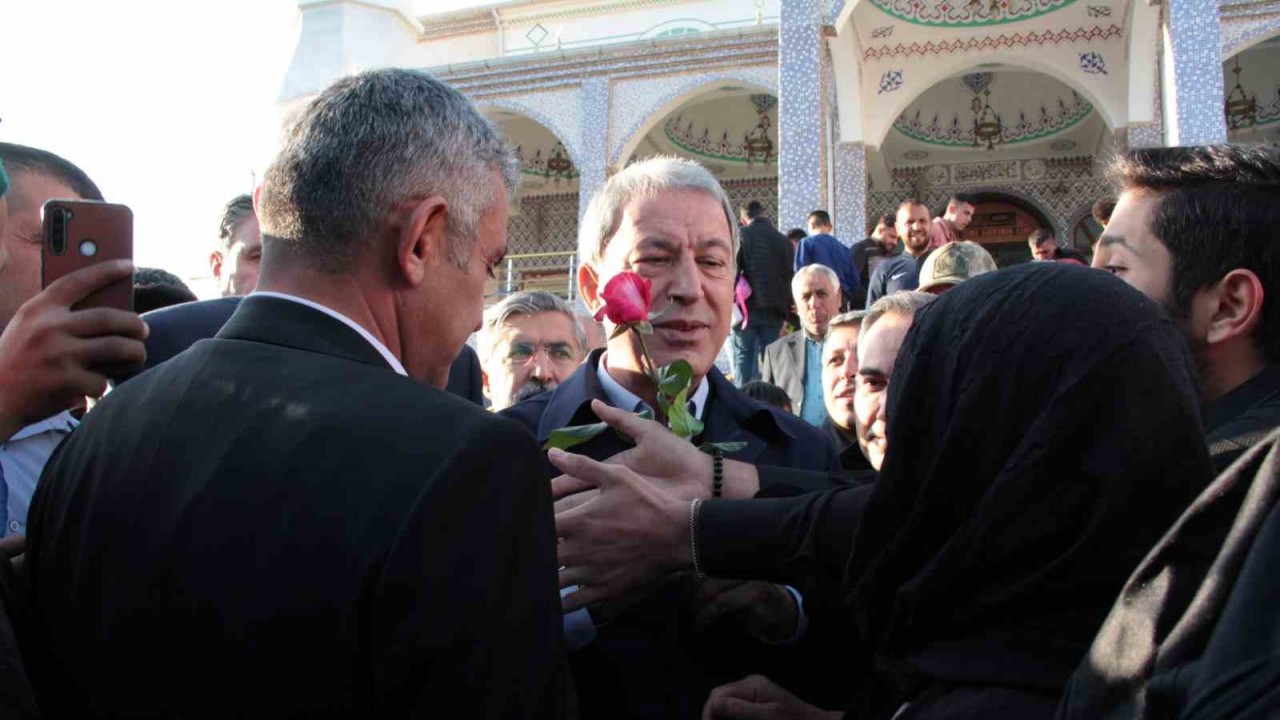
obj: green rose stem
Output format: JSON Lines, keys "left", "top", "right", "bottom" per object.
{"left": 633, "top": 328, "right": 666, "bottom": 425}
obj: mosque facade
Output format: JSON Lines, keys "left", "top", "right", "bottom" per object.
{"left": 279, "top": 0, "right": 1280, "bottom": 290}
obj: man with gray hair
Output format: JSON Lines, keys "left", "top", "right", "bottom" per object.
{"left": 210, "top": 193, "right": 262, "bottom": 296}
{"left": 478, "top": 290, "right": 585, "bottom": 411}
{"left": 761, "top": 264, "right": 842, "bottom": 426}
{"left": 503, "top": 155, "right": 838, "bottom": 719}
{"left": 23, "top": 69, "right": 567, "bottom": 717}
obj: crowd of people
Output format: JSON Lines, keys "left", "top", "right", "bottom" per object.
{"left": 0, "top": 67, "right": 1277, "bottom": 719}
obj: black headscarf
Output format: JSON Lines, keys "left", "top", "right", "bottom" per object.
{"left": 843, "top": 263, "right": 1214, "bottom": 715}
{"left": 1058, "top": 427, "right": 1280, "bottom": 720}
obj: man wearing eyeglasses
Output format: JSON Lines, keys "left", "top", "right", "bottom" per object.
{"left": 478, "top": 290, "right": 585, "bottom": 411}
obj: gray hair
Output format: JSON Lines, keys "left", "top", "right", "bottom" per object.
{"left": 792, "top": 264, "right": 841, "bottom": 297}
{"left": 258, "top": 68, "right": 518, "bottom": 272}
{"left": 862, "top": 291, "right": 936, "bottom": 335}
{"left": 477, "top": 290, "right": 586, "bottom": 361}
{"left": 577, "top": 156, "right": 737, "bottom": 268}
{"left": 823, "top": 310, "right": 869, "bottom": 351}
{"left": 218, "top": 193, "right": 255, "bottom": 250}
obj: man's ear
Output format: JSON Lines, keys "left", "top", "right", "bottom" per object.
{"left": 209, "top": 251, "right": 224, "bottom": 279}
{"left": 579, "top": 262, "right": 602, "bottom": 313}
{"left": 396, "top": 196, "right": 450, "bottom": 288}
{"left": 1206, "top": 269, "right": 1265, "bottom": 346}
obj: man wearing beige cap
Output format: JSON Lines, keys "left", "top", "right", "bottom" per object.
{"left": 917, "top": 241, "right": 998, "bottom": 295}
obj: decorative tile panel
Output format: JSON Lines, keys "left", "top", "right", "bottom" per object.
{"left": 579, "top": 77, "right": 610, "bottom": 223}
{"left": 779, "top": 0, "right": 825, "bottom": 230}
{"left": 862, "top": 25, "right": 1123, "bottom": 60}
{"left": 834, "top": 142, "right": 868, "bottom": 243}
{"left": 1164, "top": 0, "right": 1228, "bottom": 144}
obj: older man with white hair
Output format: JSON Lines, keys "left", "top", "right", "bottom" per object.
{"left": 503, "top": 155, "right": 839, "bottom": 720}
{"left": 762, "top": 264, "right": 842, "bottom": 426}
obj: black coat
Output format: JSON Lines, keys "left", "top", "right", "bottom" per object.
{"left": 137, "top": 295, "right": 487, "bottom": 405}
{"left": 736, "top": 217, "right": 793, "bottom": 322}
{"left": 502, "top": 350, "right": 840, "bottom": 719}
{"left": 20, "top": 296, "right": 569, "bottom": 718}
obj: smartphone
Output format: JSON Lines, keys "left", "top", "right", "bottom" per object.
{"left": 41, "top": 199, "right": 134, "bottom": 312}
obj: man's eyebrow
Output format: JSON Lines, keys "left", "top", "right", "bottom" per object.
{"left": 695, "top": 236, "right": 733, "bottom": 252}
{"left": 1097, "top": 234, "right": 1130, "bottom": 250}
{"left": 635, "top": 237, "right": 679, "bottom": 252}
{"left": 859, "top": 367, "right": 887, "bottom": 379}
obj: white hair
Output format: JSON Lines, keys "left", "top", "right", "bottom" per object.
{"left": 791, "top": 263, "right": 841, "bottom": 297}
{"left": 577, "top": 156, "right": 737, "bottom": 268}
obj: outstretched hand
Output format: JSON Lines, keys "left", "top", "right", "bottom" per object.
{"left": 703, "top": 675, "right": 842, "bottom": 720}
{"left": 550, "top": 444, "right": 693, "bottom": 617}
{"left": 551, "top": 399, "right": 714, "bottom": 504}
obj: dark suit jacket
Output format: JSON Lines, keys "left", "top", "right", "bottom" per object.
{"left": 139, "top": 295, "right": 486, "bottom": 405}
{"left": 21, "top": 296, "right": 568, "bottom": 718}
{"left": 502, "top": 350, "right": 840, "bottom": 720}
{"left": 736, "top": 218, "right": 793, "bottom": 322}
{"left": 761, "top": 331, "right": 808, "bottom": 415}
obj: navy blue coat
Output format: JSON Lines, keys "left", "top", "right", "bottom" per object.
{"left": 502, "top": 349, "right": 840, "bottom": 719}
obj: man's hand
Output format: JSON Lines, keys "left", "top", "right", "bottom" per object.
{"left": 703, "top": 675, "right": 842, "bottom": 720}
{"left": 0, "top": 260, "right": 147, "bottom": 440}
{"left": 550, "top": 399, "right": 761, "bottom": 503}
{"left": 550, "top": 446, "right": 692, "bottom": 616}
{"left": 691, "top": 578, "right": 800, "bottom": 645}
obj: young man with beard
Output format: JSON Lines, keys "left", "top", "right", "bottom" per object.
{"left": 1092, "top": 145, "right": 1280, "bottom": 470}
{"left": 478, "top": 290, "right": 585, "bottom": 411}
{"left": 866, "top": 199, "right": 931, "bottom": 306}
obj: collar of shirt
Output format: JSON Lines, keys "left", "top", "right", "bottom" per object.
{"left": 8, "top": 410, "right": 78, "bottom": 443}
{"left": 596, "top": 352, "right": 709, "bottom": 421}
{"left": 252, "top": 291, "right": 408, "bottom": 377}
{"left": 1204, "top": 364, "right": 1280, "bottom": 434}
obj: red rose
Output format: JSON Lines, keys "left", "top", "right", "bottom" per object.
{"left": 594, "top": 271, "right": 652, "bottom": 325}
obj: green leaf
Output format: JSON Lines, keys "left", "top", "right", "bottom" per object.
{"left": 656, "top": 359, "right": 694, "bottom": 399}
{"left": 637, "top": 407, "right": 655, "bottom": 422}
{"left": 665, "top": 387, "right": 704, "bottom": 441}
{"left": 608, "top": 323, "right": 631, "bottom": 340}
{"left": 543, "top": 422, "right": 609, "bottom": 451}
{"left": 633, "top": 321, "right": 653, "bottom": 335}
{"left": 699, "top": 441, "right": 747, "bottom": 455}
{"left": 648, "top": 304, "right": 674, "bottom": 322}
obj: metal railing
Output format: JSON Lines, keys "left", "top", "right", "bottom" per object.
{"left": 487, "top": 250, "right": 578, "bottom": 304}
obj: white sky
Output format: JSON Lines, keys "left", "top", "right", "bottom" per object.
{"left": 2, "top": 0, "right": 299, "bottom": 296}
{"left": 1, "top": 0, "right": 505, "bottom": 297}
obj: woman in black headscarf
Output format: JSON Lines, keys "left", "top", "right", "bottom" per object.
{"left": 1058, "top": 427, "right": 1280, "bottom": 720}
{"left": 698, "top": 262, "right": 1216, "bottom": 719}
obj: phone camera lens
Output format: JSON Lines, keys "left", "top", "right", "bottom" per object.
{"left": 49, "top": 208, "right": 69, "bottom": 255}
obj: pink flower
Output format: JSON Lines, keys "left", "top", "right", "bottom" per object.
{"left": 594, "top": 272, "right": 652, "bottom": 325}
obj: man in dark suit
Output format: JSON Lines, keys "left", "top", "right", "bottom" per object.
{"left": 137, "top": 296, "right": 487, "bottom": 405}
{"left": 503, "top": 157, "right": 839, "bottom": 719}
{"left": 20, "top": 69, "right": 566, "bottom": 717}
{"left": 729, "top": 201, "right": 792, "bottom": 386}
{"left": 761, "top": 264, "right": 842, "bottom": 425}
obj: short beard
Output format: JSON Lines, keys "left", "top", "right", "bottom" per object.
{"left": 512, "top": 378, "right": 553, "bottom": 404}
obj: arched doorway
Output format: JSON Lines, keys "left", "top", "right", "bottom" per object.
{"left": 868, "top": 66, "right": 1115, "bottom": 262}
{"left": 964, "top": 192, "right": 1053, "bottom": 267}
{"left": 482, "top": 109, "right": 581, "bottom": 301}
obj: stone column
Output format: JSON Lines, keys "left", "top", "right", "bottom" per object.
{"left": 833, "top": 142, "right": 867, "bottom": 244}
{"left": 778, "top": 0, "right": 825, "bottom": 230}
{"left": 578, "top": 77, "right": 610, "bottom": 222}
{"left": 1160, "top": 0, "right": 1228, "bottom": 145}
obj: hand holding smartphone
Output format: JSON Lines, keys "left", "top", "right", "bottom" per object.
{"left": 41, "top": 199, "right": 134, "bottom": 311}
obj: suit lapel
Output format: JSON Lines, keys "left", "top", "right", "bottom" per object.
{"left": 700, "top": 369, "right": 793, "bottom": 466}
{"left": 789, "top": 334, "right": 807, "bottom": 402}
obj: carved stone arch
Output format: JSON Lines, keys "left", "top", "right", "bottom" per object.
{"left": 1224, "top": 19, "right": 1280, "bottom": 59}
{"left": 476, "top": 92, "right": 584, "bottom": 166}
{"left": 866, "top": 53, "right": 1120, "bottom": 149}
{"left": 609, "top": 68, "right": 779, "bottom": 166}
